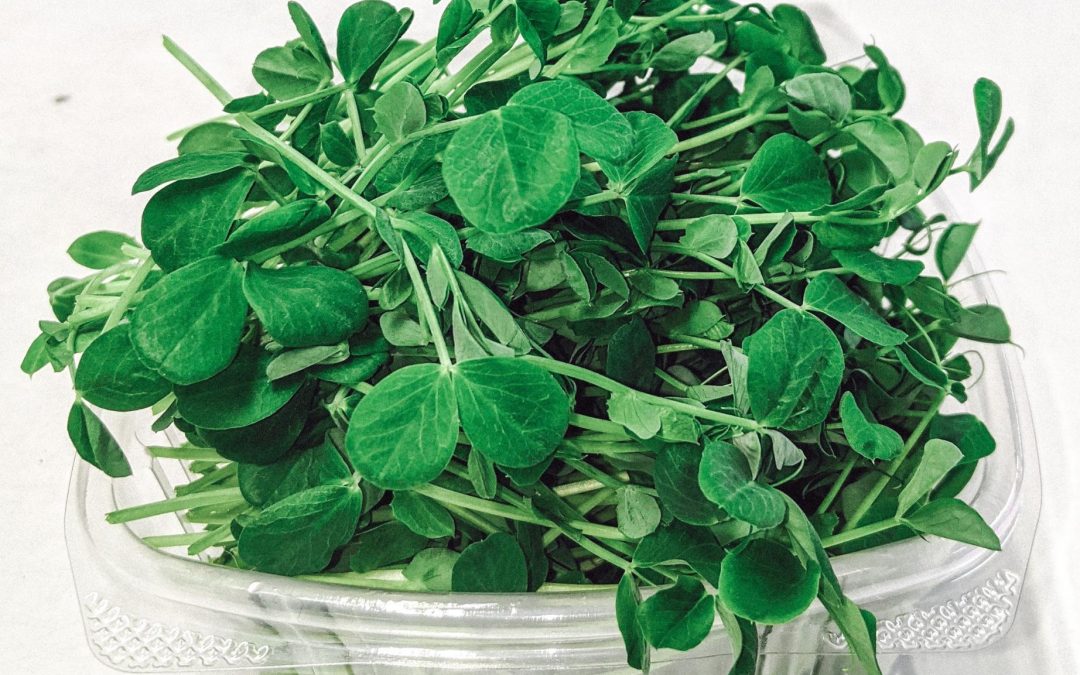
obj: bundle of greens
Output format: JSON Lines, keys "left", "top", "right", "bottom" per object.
{"left": 24, "top": 0, "right": 1014, "bottom": 672}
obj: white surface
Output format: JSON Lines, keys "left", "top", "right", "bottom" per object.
{"left": 0, "top": 2, "right": 1076, "bottom": 672}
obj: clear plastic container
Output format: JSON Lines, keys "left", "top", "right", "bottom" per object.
{"left": 63, "top": 12, "right": 1041, "bottom": 670}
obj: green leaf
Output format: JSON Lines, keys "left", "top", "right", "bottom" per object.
{"left": 616, "top": 486, "right": 662, "bottom": 539}
{"left": 20, "top": 333, "right": 51, "bottom": 377}
{"left": 607, "top": 390, "right": 663, "bottom": 439}
{"left": 200, "top": 385, "right": 313, "bottom": 464}
{"left": 141, "top": 169, "right": 254, "bottom": 272}
{"left": 637, "top": 575, "right": 715, "bottom": 651}
{"left": 403, "top": 548, "right": 460, "bottom": 591}
{"left": 175, "top": 345, "right": 303, "bottom": 430}
{"left": 655, "top": 443, "right": 724, "bottom": 526}
{"left": 803, "top": 273, "right": 907, "bottom": 346}
{"left": 508, "top": 78, "right": 633, "bottom": 161}
{"left": 75, "top": 325, "right": 171, "bottom": 412}
{"left": 935, "top": 222, "right": 978, "bottom": 281}
{"left": 67, "top": 231, "right": 138, "bottom": 269}
{"left": 928, "top": 414, "right": 995, "bottom": 463}
{"left": 215, "top": 199, "right": 330, "bottom": 259}
{"left": 605, "top": 317, "right": 655, "bottom": 390}
{"left": 624, "top": 156, "right": 676, "bottom": 253}
{"left": 597, "top": 111, "right": 677, "bottom": 191}
{"left": 244, "top": 265, "right": 369, "bottom": 348}
{"left": 394, "top": 211, "right": 463, "bottom": 268}
{"left": 443, "top": 106, "right": 579, "bottom": 234}
{"left": 467, "top": 449, "right": 498, "bottom": 499}
{"left": 719, "top": 538, "right": 820, "bottom": 624}
{"left": 453, "top": 357, "right": 569, "bottom": 468}
{"left": 320, "top": 122, "right": 358, "bottom": 167}
{"left": 266, "top": 343, "right": 349, "bottom": 381}
{"left": 288, "top": 1, "right": 332, "bottom": 68}
{"left": 392, "top": 491, "right": 456, "bottom": 538}
{"left": 436, "top": 0, "right": 480, "bottom": 67}
{"left": 616, "top": 573, "right": 650, "bottom": 671}
{"left": 252, "top": 46, "right": 329, "bottom": 101}
{"left": 845, "top": 118, "right": 911, "bottom": 179}
{"left": 773, "top": 4, "right": 825, "bottom": 65}
{"left": 698, "top": 440, "right": 786, "bottom": 528}
{"left": 238, "top": 485, "right": 363, "bottom": 575}
{"left": 896, "top": 439, "right": 963, "bottom": 516}
{"left": 349, "top": 521, "right": 428, "bottom": 572}
{"left": 716, "top": 598, "right": 759, "bottom": 675}
{"left": 373, "top": 81, "right": 427, "bottom": 143}
{"left": 237, "top": 438, "right": 351, "bottom": 506}
{"left": 745, "top": 309, "right": 844, "bottom": 430}
{"left": 633, "top": 521, "right": 726, "bottom": 584}
{"left": 741, "top": 134, "right": 831, "bottom": 212}
{"left": 652, "top": 31, "right": 714, "bottom": 72}
{"left": 839, "top": 392, "right": 903, "bottom": 461}
{"left": 964, "top": 78, "right": 1014, "bottom": 189}
{"left": 337, "top": 0, "right": 409, "bottom": 84}
{"left": 67, "top": 402, "right": 131, "bottom": 477}
{"left": 679, "top": 215, "right": 739, "bottom": 259}
{"left": 947, "top": 304, "right": 1011, "bottom": 344}
{"left": 346, "top": 364, "right": 458, "bottom": 489}
{"left": 833, "top": 249, "right": 923, "bottom": 286}
{"left": 782, "top": 72, "right": 851, "bottom": 121}
{"left": 515, "top": 0, "right": 561, "bottom": 62}
{"left": 901, "top": 498, "right": 1001, "bottom": 551}
{"left": 451, "top": 531, "right": 529, "bottom": 592}
{"left": 894, "top": 342, "right": 949, "bottom": 389}
{"left": 132, "top": 152, "right": 250, "bottom": 194}
{"left": 130, "top": 256, "right": 248, "bottom": 385}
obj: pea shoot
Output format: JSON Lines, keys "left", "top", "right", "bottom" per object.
{"left": 24, "top": 1, "right": 1014, "bottom": 673}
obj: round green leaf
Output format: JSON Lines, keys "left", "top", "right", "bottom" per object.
{"left": 175, "top": 345, "right": 304, "bottom": 430}
{"left": 655, "top": 443, "right": 723, "bottom": 526}
{"left": 237, "top": 438, "right": 351, "bottom": 507}
{"left": 200, "top": 385, "right": 313, "bottom": 465}
{"left": 252, "top": 46, "right": 329, "bottom": 101}
{"left": 740, "top": 133, "right": 831, "bottom": 212}
{"left": 637, "top": 575, "right": 715, "bottom": 651}
{"left": 453, "top": 357, "right": 569, "bottom": 468}
{"left": 244, "top": 264, "right": 369, "bottom": 348}
{"left": 238, "top": 484, "right": 363, "bottom": 575}
{"left": 346, "top": 364, "right": 459, "bottom": 489}
{"left": 719, "top": 538, "right": 821, "bottom": 625}
{"left": 67, "top": 231, "right": 138, "bottom": 269}
{"left": 130, "top": 256, "right": 248, "bottom": 385}
{"left": 75, "top": 324, "right": 171, "bottom": 412}
{"left": 616, "top": 486, "right": 662, "bottom": 539}
{"left": 443, "top": 106, "right": 580, "bottom": 234}
{"left": 67, "top": 402, "right": 131, "bottom": 478}
{"left": 451, "top": 531, "right": 528, "bottom": 592}
{"left": 507, "top": 78, "right": 633, "bottom": 161}
{"left": 698, "top": 440, "right": 786, "bottom": 529}
{"left": 337, "top": 0, "right": 408, "bottom": 84}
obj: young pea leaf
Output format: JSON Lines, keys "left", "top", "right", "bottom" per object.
{"left": 175, "top": 345, "right": 303, "bottom": 430}
{"left": 655, "top": 443, "right": 724, "bottom": 526}
{"left": 403, "top": 548, "right": 460, "bottom": 591}
{"left": 395, "top": 211, "right": 463, "bottom": 268}
{"left": 436, "top": 0, "right": 481, "bottom": 67}
{"left": 607, "top": 391, "right": 663, "bottom": 440}
{"left": 215, "top": 200, "right": 330, "bottom": 259}
{"left": 652, "top": 31, "right": 715, "bottom": 72}
{"left": 679, "top": 215, "right": 739, "bottom": 259}
{"left": 773, "top": 4, "right": 826, "bottom": 65}
{"left": 237, "top": 438, "right": 351, "bottom": 507}
{"left": 833, "top": 249, "right": 924, "bottom": 286}
{"left": 934, "top": 222, "right": 978, "bottom": 281}
{"left": 894, "top": 342, "right": 949, "bottom": 389}
{"left": 130, "top": 256, "right": 248, "bottom": 385}
{"left": 901, "top": 498, "right": 1001, "bottom": 551}
{"left": 803, "top": 273, "right": 907, "bottom": 346}
{"left": 349, "top": 521, "right": 428, "bottom": 572}
{"left": 466, "top": 449, "right": 498, "bottom": 499}
{"left": 287, "top": 1, "right": 332, "bottom": 69}
{"left": 238, "top": 485, "right": 363, "bottom": 575}
{"left": 745, "top": 309, "right": 844, "bottom": 430}
{"left": 895, "top": 439, "right": 963, "bottom": 516}
{"left": 252, "top": 46, "right": 329, "bottom": 101}
{"left": 947, "top": 304, "right": 1011, "bottom": 344}
{"left": 616, "top": 486, "right": 662, "bottom": 539}
{"left": 605, "top": 317, "right": 655, "bottom": 390}
{"left": 698, "top": 440, "right": 786, "bottom": 528}
{"left": 928, "top": 414, "right": 996, "bottom": 463}
{"left": 597, "top": 111, "right": 677, "bottom": 191}
{"left": 740, "top": 134, "right": 831, "bottom": 212}
{"left": 20, "top": 333, "right": 51, "bottom": 377}
{"left": 765, "top": 429, "right": 805, "bottom": 470}
{"left": 624, "top": 156, "right": 676, "bottom": 253}
{"left": 443, "top": 106, "right": 580, "bottom": 234}
{"left": 67, "top": 231, "right": 138, "bottom": 269}
{"left": 391, "top": 491, "right": 456, "bottom": 539}
{"left": 141, "top": 170, "right": 254, "bottom": 272}
{"left": 716, "top": 598, "right": 759, "bottom": 675}
{"left": 637, "top": 575, "right": 715, "bottom": 651}
{"left": 451, "top": 531, "right": 529, "bottom": 592}
{"left": 373, "top": 81, "right": 427, "bottom": 143}
{"left": 562, "top": 10, "right": 620, "bottom": 74}
{"left": 320, "top": 122, "right": 357, "bottom": 167}
{"left": 913, "top": 141, "right": 956, "bottom": 191}
{"left": 67, "top": 402, "right": 131, "bottom": 477}
{"left": 844, "top": 118, "right": 911, "bottom": 179}
{"left": 337, "top": 0, "right": 410, "bottom": 84}
{"left": 346, "top": 364, "right": 458, "bottom": 489}
{"left": 515, "top": 0, "right": 561, "bottom": 62}
{"left": 453, "top": 357, "right": 569, "bottom": 468}
{"left": 508, "top": 78, "right": 633, "bottom": 161}
{"left": 733, "top": 239, "right": 764, "bottom": 288}
{"left": 634, "top": 521, "right": 726, "bottom": 584}
{"left": 782, "top": 72, "right": 852, "bottom": 121}
{"left": 719, "top": 538, "right": 820, "bottom": 625}
{"left": 75, "top": 324, "right": 171, "bottom": 412}
{"left": 132, "top": 152, "right": 250, "bottom": 194}
{"left": 616, "top": 573, "right": 650, "bottom": 671}
{"left": 839, "top": 392, "right": 903, "bottom": 461}
{"left": 244, "top": 265, "right": 369, "bottom": 348}
{"left": 964, "top": 78, "right": 1014, "bottom": 190}
{"left": 202, "top": 385, "right": 312, "bottom": 464}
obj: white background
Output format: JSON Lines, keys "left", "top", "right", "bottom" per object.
{"left": 1, "top": 1, "right": 1077, "bottom": 672}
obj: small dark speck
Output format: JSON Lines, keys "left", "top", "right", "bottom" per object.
{"left": 54, "top": 94, "right": 71, "bottom": 104}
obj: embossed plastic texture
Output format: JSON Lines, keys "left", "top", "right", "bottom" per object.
{"left": 64, "top": 19, "right": 1040, "bottom": 675}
